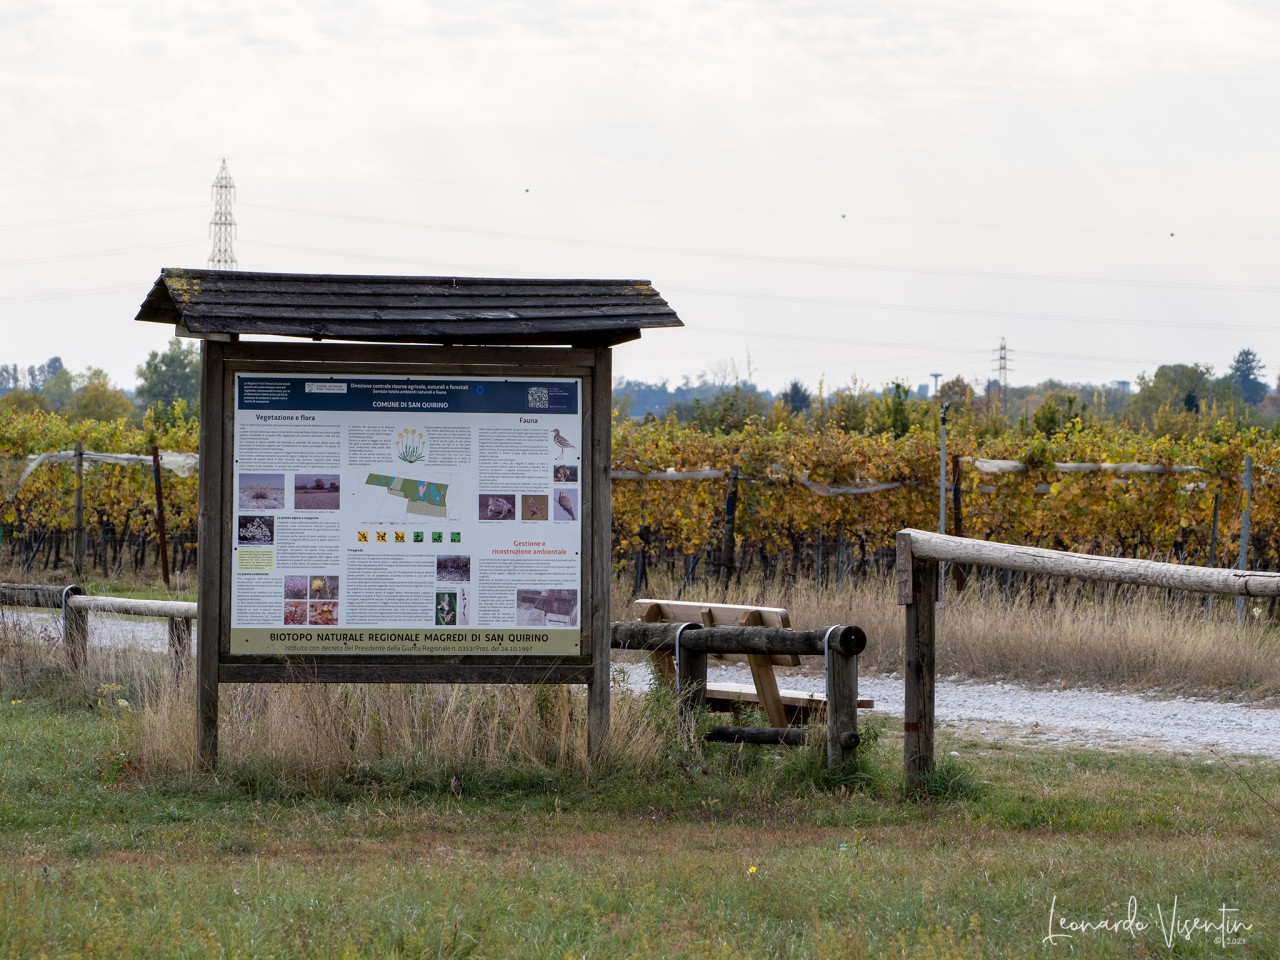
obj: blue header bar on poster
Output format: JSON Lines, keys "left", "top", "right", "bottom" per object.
{"left": 237, "top": 375, "right": 578, "bottom": 415}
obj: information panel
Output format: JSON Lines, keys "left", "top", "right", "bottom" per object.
{"left": 230, "top": 373, "right": 583, "bottom": 655}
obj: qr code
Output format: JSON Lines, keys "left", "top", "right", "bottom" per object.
{"left": 527, "top": 386, "right": 550, "bottom": 409}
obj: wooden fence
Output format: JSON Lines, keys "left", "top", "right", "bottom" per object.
{"left": 894, "top": 529, "right": 1280, "bottom": 789}
{"left": 0, "top": 583, "right": 195, "bottom": 683}
{"left": 1, "top": 586, "right": 867, "bottom": 771}
{"left": 611, "top": 619, "right": 866, "bottom": 769}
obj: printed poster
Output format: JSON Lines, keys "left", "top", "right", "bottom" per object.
{"left": 230, "top": 373, "right": 583, "bottom": 655}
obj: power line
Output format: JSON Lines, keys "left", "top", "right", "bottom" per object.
{"left": 239, "top": 201, "right": 1280, "bottom": 293}
{"left": 667, "top": 285, "right": 1280, "bottom": 334}
{"left": 690, "top": 324, "right": 992, "bottom": 357}
{"left": 0, "top": 283, "right": 141, "bottom": 304}
{"left": 0, "top": 240, "right": 204, "bottom": 269}
{"left": 242, "top": 239, "right": 507, "bottom": 275}
{"left": 392, "top": 173, "right": 1280, "bottom": 243}
{"left": 242, "top": 240, "right": 1275, "bottom": 338}
{"left": 0, "top": 203, "right": 205, "bottom": 232}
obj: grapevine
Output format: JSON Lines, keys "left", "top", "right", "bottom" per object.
{"left": 3, "top": 405, "right": 1277, "bottom": 581}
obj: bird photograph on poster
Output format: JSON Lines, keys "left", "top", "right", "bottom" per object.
{"left": 550, "top": 428, "right": 576, "bottom": 460}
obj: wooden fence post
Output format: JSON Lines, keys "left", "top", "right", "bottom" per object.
{"left": 63, "top": 590, "right": 88, "bottom": 675}
{"left": 151, "top": 445, "right": 171, "bottom": 588}
{"left": 1236, "top": 455, "right": 1253, "bottom": 624}
{"left": 826, "top": 631, "right": 861, "bottom": 769}
{"left": 718, "top": 465, "right": 740, "bottom": 588}
{"left": 951, "top": 455, "right": 967, "bottom": 591}
{"left": 675, "top": 623, "right": 708, "bottom": 729}
{"left": 72, "top": 442, "right": 85, "bottom": 576}
{"left": 898, "top": 532, "right": 937, "bottom": 790}
{"left": 167, "top": 617, "right": 192, "bottom": 687}
{"left": 1204, "top": 490, "right": 1221, "bottom": 617}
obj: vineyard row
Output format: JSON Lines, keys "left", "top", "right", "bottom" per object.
{"left": 6, "top": 412, "right": 1280, "bottom": 576}
{"left": 1, "top": 458, "right": 1271, "bottom": 580}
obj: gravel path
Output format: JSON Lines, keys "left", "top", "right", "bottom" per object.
{"left": 699, "top": 662, "right": 1280, "bottom": 760}
{"left": 9, "top": 610, "right": 1278, "bottom": 759}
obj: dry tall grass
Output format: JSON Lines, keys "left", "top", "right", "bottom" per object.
{"left": 616, "top": 568, "right": 1280, "bottom": 699}
{"left": 4, "top": 563, "right": 1279, "bottom": 785}
{"left": 0, "top": 607, "right": 681, "bottom": 784}
{"left": 0, "top": 606, "right": 173, "bottom": 708}
{"left": 136, "top": 674, "right": 681, "bottom": 784}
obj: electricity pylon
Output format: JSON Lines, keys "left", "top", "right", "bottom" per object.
{"left": 208, "top": 158, "right": 237, "bottom": 270}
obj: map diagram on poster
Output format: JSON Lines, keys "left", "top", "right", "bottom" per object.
{"left": 230, "top": 374, "right": 583, "bottom": 656}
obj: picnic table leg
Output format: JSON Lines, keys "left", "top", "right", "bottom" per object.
{"left": 638, "top": 602, "right": 678, "bottom": 687}
{"left": 746, "top": 654, "right": 788, "bottom": 727}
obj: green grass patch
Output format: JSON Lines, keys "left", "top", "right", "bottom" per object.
{"left": 2, "top": 690, "right": 1277, "bottom": 958}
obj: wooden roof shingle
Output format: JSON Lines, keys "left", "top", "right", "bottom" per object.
{"left": 135, "top": 268, "right": 683, "bottom": 346}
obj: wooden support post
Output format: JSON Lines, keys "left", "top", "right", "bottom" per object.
{"left": 744, "top": 656, "right": 786, "bottom": 725}
{"left": 639, "top": 601, "right": 676, "bottom": 686}
{"left": 740, "top": 608, "right": 787, "bottom": 727}
{"left": 826, "top": 643, "right": 860, "bottom": 770}
{"left": 72, "top": 442, "right": 85, "bottom": 576}
{"left": 951, "top": 454, "right": 967, "bottom": 591}
{"left": 1205, "top": 491, "right": 1221, "bottom": 617}
{"left": 585, "top": 344, "right": 613, "bottom": 763}
{"left": 1208, "top": 491, "right": 1221, "bottom": 567}
{"left": 195, "top": 340, "right": 225, "bottom": 770}
{"left": 676, "top": 628, "right": 708, "bottom": 726}
{"left": 151, "top": 445, "right": 171, "bottom": 588}
{"left": 718, "top": 465, "right": 740, "bottom": 588}
{"left": 167, "top": 617, "right": 191, "bottom": 687}
{"left": 903, "top": 548, "right": 937, "bottom": 790}
{"left": 1236, "top": 455, "right": 1253, "bottom": 625}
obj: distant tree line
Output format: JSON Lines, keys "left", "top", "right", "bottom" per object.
{"left": 0, "top": 339, "right": 200, "bottom": 424}
{"left": 3, "top": 337, "right": 1274, "bottom": 437}
{"left": 613, "top": 348, "right": 1280, "bottom": 438}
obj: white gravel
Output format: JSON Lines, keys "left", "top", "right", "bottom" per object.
{"left": 697, "top": 662, "right": 1280, "bottom": 760}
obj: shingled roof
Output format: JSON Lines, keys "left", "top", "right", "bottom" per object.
{"left": 135, "top": 268, "right": 683, "bottom": 346}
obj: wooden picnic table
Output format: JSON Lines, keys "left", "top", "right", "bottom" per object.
{"left": 631, "top": 599, "right": 872, "bottom": 726}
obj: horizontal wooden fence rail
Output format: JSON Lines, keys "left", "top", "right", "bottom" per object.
{"left": 609, "top": 620, "right": 865, "bottom": 769}
{"left": 898, "top": 529, "right": 1280, "bottom": 599}
{"left": 610, "top": 621, "right": 867, "bottom": 657}
{"left": 0, "top": 583, "right": 195, "bottom": 682}
{"left": 894, "top": 528, "right": 1280, "bottom": 791}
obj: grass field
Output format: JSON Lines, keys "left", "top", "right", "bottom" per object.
{"left": 2, "top": 633, "right": 1278, "bottom": 958}
{"left": 294, "top": 488, "right": 341, "bottom": 510}
{"left": 2, "top": 567, "right": 1279, "bottom": 956}
{"left": 2, "top": 696, "right": 1277, "bottom": 958}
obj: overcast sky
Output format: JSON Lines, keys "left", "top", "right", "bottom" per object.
{"left": 4, "top": 0, "right": 1278, "bottom": 396}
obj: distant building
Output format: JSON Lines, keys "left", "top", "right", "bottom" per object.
{"left": 915, "top": 384, "right": 929, "bottom": 400}
{"left": 1111, "top": 380, "right": 1131, "bottom": 396}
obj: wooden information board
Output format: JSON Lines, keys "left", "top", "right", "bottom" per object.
{"left": 134, "top": 268, "right": 683, "bottom": 767}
